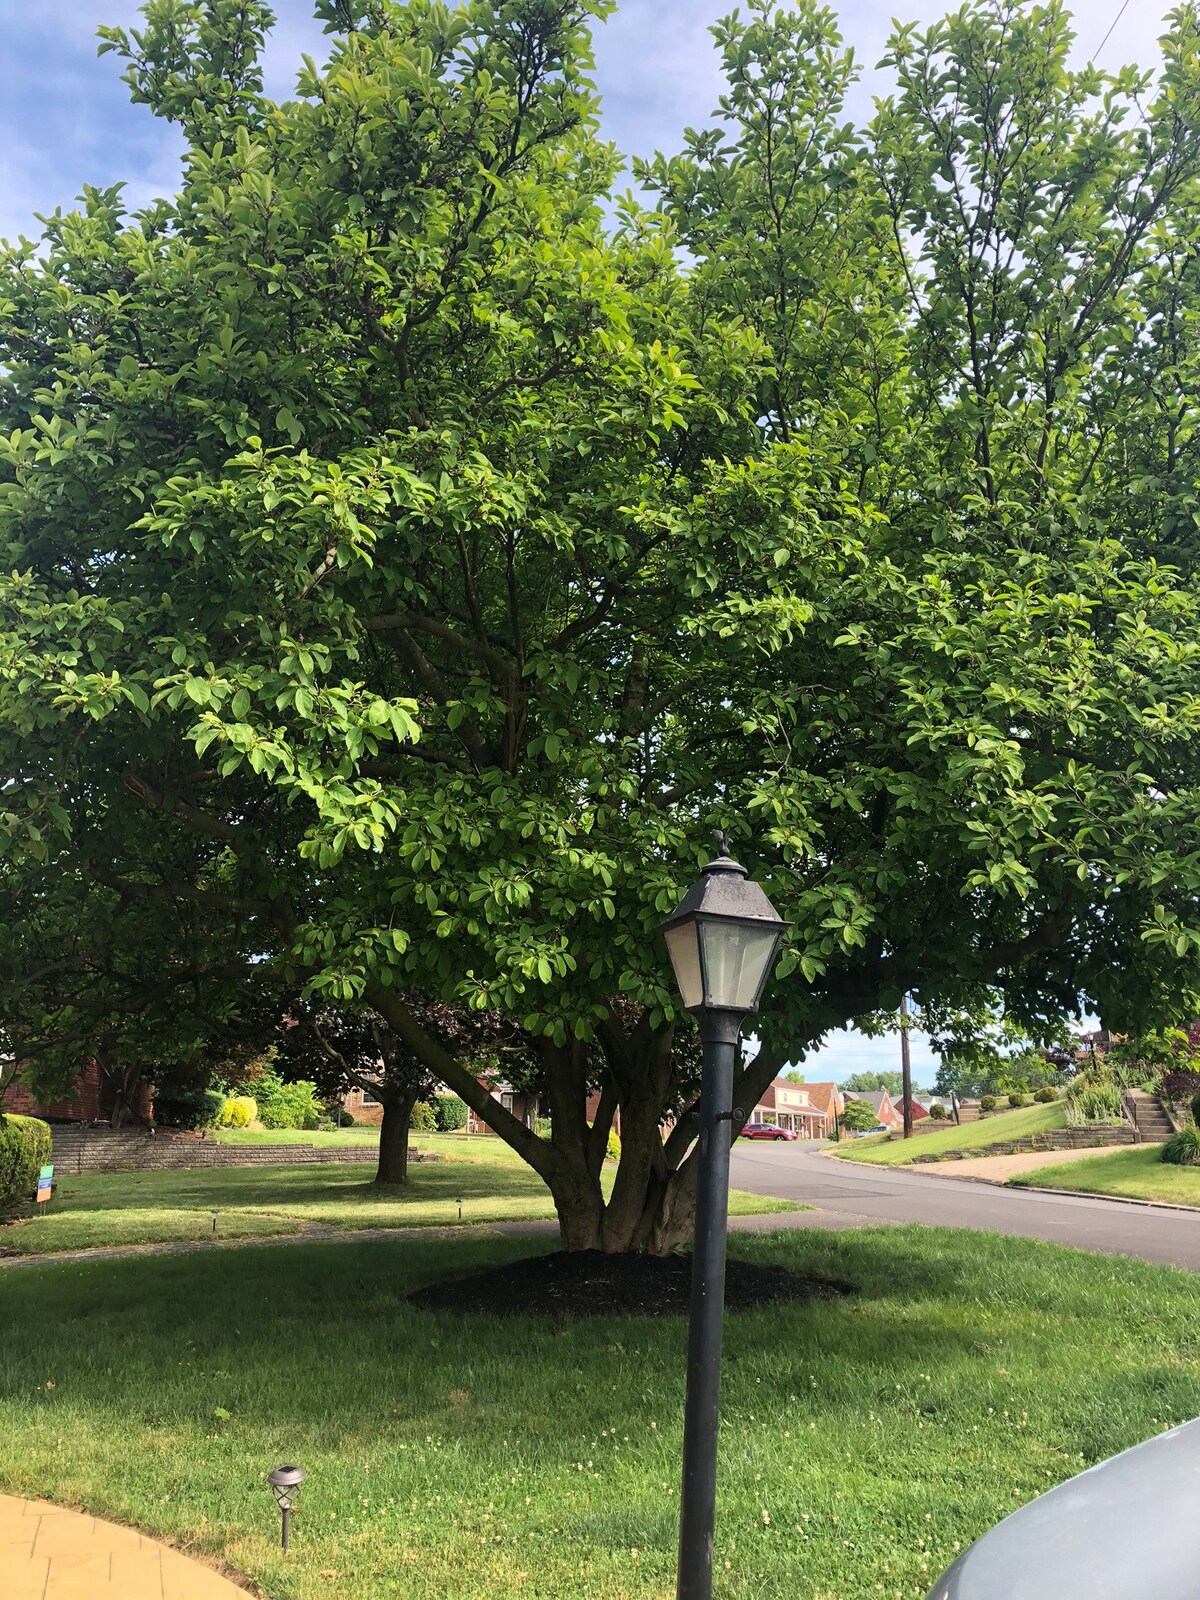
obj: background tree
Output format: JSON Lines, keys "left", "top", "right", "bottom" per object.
{"left": 841, "top": 1070, "right": 907, "bottom": 1097}
{"left": 274, "top": 996, "right": 541, "bottom": 1183}
{"left": 274, "top": 1001, "right": 437, "bottom": 1183}
{"left": 839, "top": 1097, "right": 880, "bottom": 1133}
{"left": 5, "top": 0, "right": 1200, "bottom": 1254}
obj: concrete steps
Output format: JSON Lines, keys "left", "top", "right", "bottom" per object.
{"left": 1128, "top": 1090, "right": 1174, "bottom": 1144}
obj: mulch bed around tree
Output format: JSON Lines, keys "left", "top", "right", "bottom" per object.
{"left": 407, "top": 1249, "right": 854, "bottom": 1318}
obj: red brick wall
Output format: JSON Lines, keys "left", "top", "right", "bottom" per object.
{"left": 341, "top": 1088, "right": 384, "bottom": 1126}
{"left": 3, "top": 1061, "right": 152, "bottom": 1124}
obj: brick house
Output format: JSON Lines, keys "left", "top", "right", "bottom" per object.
{"left": 465, "top": 1080, "right": 540, "bottom": 1134}
{"left": 340, "top": 1084, "right": 385, "bottom": 1126}
{"left": 464, "top": 1084, "right": 623, "bottom": 1138}
{"left": 897, "top": 1095, "right": 930, "bottom": 1123}
{"left": 749, "top": 1076, "right": 840, "bottom": 1138}
{"left": 844, "top": 1088, "right": 902, "bottom": 1129}
{"left": 2, "top": 1059, "right": 153, "bottom": 1125}
{"left": 805, "top": 1080, "right": 846, "bottom": 1134}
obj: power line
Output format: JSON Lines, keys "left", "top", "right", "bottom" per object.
{"left": 1094, "top": 0, "right": 1131, "bottom": 62}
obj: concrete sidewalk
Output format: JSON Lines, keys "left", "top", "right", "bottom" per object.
{"left": 912, "top": 1145, "right": 1120, "bottom": 1181}
{"left": 0, "top": 1494, "right": 252, "bottom": 1599}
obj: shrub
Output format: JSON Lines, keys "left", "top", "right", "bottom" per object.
{"left": 153, "top": 1081, "right": 212, "bottom": 1132}
{"left": 607, "top": 1129, "right": 621, "bottom": 1162}
{"left": 1161, "top": 1068, "right": 1200, "bottom": 1107}
{"left": 218, "top": 1095, "right": 257, "bottom": 1128}
{"left": 244, "top": 1068, "right": 322, "bottom": 1129}
{"left": 1033, "top": 1087, "right": 1058, "bottom": 1103}
{"left": 1064, "top": 1083, "right": 1124, "bottom": 1126}
{"left": 1008, "top": 1092, "right": 1027, "bottom": 1108}
{"left": 433, "top": 1095, "right": 468, "bottom": 1133}
{"left": 979, "top": 1095, "right": 997, "bottom": 1112}
{"left": 928, "top": 1103, "right": 948, "bottom": 1120}
{"left": 1191, "top": 1091, "right": 1200, "bottom": 1130}
{"left": 0, "top": 1114, "right": 52, "bottom": 1210}
{"left": 1161, "top": 1128, "right": 1200, "bottom": 1166}
{"left": 410, "top": 1100, "right": 436, "bottom": 1133}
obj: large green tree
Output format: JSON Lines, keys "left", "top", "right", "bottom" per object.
{"left": 4, "top": 0, "right": 1200, "bottom": 1252}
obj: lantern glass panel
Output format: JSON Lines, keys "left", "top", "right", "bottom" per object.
{"left": 663, "top": 919, "right": 704, "bottom": 1010}
{"left": 698, "top": 919, "right": 781, "bottom": 1011}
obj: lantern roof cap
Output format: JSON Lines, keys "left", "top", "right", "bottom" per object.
{"left": 268, "top": 1465, "right": 306, "bottom": 1489}
{"left": 661, "top": 832, "right": 785, "bottom": 929}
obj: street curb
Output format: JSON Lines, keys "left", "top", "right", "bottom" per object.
{"left": 823, "top": 1146, "right": 1200, "bottom": 1217}
{"left": 1004, "top": 1182, "right": 1200, "bottom": 1216}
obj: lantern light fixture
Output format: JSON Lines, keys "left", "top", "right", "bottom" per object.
{"left": 660, "top": 832, "right": 786, "bottom": 1016}
{"left": 267, "top": 1464, "right": 306, "bottom": 1552}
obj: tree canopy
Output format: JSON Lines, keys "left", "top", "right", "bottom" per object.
{"left": 4, "top": 0, "right": 1200, "bottom": 1250}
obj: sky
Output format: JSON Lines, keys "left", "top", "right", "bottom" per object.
{"left": 0, "top": 0, "right": 1148, "bottom": 1079}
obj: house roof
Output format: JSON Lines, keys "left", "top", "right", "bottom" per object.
{"left": 804, "top": 1082, "right": 843, "bottom": 1121}
{"left": 755, "top": 1077, "right": 827, "bottom": 1120}
{"left": 847, "top": 1090, "right": 891, "bottom": 1111}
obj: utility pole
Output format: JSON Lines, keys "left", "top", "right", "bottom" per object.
{"left": 900, "top": 992, "right": 914, "bottom": 1139}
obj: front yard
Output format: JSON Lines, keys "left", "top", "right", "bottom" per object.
{"left": 834, "top": 1102, "right": 1067, "bottom": 1166}
{"left": 1, "top": 1227, "right": 1197, "bottom": 1600}
{"left": 1009, "top": 1145, "right": 1200, "bottom": 1207}
{"left": 0, "top": 1136, "right": 791, "bottom": 1257}
{"left": 211, "top": 1125, "right": 384, "bottom": 1146}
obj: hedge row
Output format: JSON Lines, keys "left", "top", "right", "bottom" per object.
{"left": 0, "top": 1114, "right": 52, "bottom": 1209}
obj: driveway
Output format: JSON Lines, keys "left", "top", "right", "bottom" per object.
{"left": 728, "top": 1141, "right": 1200, "bottom": 1271}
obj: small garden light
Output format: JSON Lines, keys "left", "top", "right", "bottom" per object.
{"left": 267, "top": 1464, "right": 306, "bottom": 1551}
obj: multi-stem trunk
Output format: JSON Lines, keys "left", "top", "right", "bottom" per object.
{"left": 366, "top": 982, "right": 791, "bottom": 1254}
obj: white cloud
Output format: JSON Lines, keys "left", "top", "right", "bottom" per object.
{"left": 1, "top": 2, "right": 1171, "bottom": 246}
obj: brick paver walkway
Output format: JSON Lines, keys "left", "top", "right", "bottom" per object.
{"left": 0, "top": 1494, "right": 252, "bottom": 1599}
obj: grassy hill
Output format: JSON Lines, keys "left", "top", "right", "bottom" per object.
{"left": 834, "top": 1100, "right": 1067, "bottom": 1166}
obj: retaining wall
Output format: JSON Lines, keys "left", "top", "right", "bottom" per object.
{"left": 908, "top": 1126, "right": 1138, "bottom": 1164}
{"left": 48, "top": 1125, "right": 431, "bottom": 1176}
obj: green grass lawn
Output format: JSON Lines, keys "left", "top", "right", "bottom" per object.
{"left": 0, "top": 1136, "right": 792, "bottom": 1257}
{"left": 835, "top": 1101, "right": 1068, "bottom": 1166}
{"left": 1, "top": 1227, "right": 1197, "bottom": 1600}
{"left": 212, "top": 1125, "right": 383, "bottom": 1146}
{"left": 1009, "top": 1144, "right": 1200, "bottom": 1206}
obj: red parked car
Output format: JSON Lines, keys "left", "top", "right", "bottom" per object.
{"left": 738, "top": 1121, "right": 797, "bottom": 1141}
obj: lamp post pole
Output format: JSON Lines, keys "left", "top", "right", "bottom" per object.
{"left": 660, "top": 832, "right": 788, "bottom": 1600}
{"left": 677, "top": 1006, "right": 742, "bottom": 1600}
{"left": 900, "top": 991, "right": 913, "bottom": 1139}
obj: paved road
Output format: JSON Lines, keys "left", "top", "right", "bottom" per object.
{"left": 729, "top": 1141, "right": 1200, "bottom": 1271}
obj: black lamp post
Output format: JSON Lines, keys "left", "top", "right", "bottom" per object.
{"left": 661, "top": 832, "right": 787, "bottom": 1600}
{"left": 267, "top": 1464, "right": 306, "bottom": 1551}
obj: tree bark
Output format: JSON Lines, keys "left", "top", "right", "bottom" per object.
{"left": 376, "top": 1093, "right": 417, "bottom": 1185}
{"left": 366, "top": 980, "right": 797, "bottom": 1254}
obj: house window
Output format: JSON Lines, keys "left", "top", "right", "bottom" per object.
{"left": 360, "top": 1089, "right": 380, "bottom": 1107}
{"left": 501, "top": 1093, "right": 514, "bottom": 1112}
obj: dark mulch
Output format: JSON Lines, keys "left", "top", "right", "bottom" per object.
{"left": 407, "top": 1249, "right": 854, "bottom": 1318}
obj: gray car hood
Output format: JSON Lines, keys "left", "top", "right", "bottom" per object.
{"left": 927, "top": 1417, "right": 1200, "bottom": 1600}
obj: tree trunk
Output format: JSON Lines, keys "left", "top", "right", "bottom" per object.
{"left": 376, "top": 1094, "right": 416, "bottom": 1185}
{"left": 364, "top": 980, "right": 795, "bottom": 1254}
